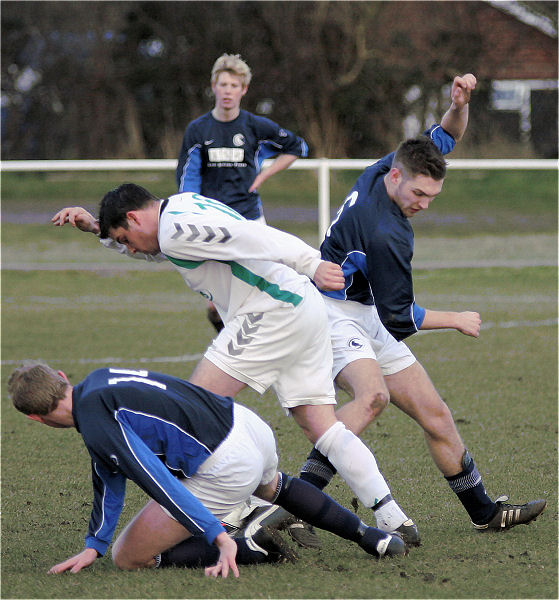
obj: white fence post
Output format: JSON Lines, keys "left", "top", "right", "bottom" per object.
{"left": 318, "top": 158, "right": 331, "bottom": 241}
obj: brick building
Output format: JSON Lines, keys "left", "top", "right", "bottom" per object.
{"left": 482, "top": 1, "right": 557, "bottom": 157}
{"left": 378, "top": 0, "right": 558, "bottom": 156}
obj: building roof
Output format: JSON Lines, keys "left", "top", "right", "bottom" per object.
{"left": 485, "top": 1, "right": 557, "bottom": 38}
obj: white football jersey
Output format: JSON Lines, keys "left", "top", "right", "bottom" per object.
{"left": 102, "top": 192, "right": 322, "bottom": 324}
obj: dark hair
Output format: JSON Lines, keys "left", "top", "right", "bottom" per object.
{"left": 99, "top": 183, "right": 159, "bottom": 239}
{"left": 392, "top": 136, "right": 447, "bottom": 181}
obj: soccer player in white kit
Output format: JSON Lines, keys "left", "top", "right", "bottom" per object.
{"left": 53, "top": 187, "right": 419, "bottom": 545}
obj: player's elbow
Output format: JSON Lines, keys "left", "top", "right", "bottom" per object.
{"left": 450, "top": 130, "right": 464, "bottom": 143}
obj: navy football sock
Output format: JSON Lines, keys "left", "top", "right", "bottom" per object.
{"left": 445, "top": 451, "right": 496, "bottom": 524}
{"left": 159, "top": 536, "right": 268, "bottom": 568}
{"left": 274, "top": 473, "right": 386, "bottom": 554}
{"left": 160, "top": 536, "right": 219, "bottom": 568}
{"left": 300, "top": 447, "right": 337, "bottom": 490}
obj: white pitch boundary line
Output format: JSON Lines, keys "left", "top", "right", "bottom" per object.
{"left": 2, "top": 318, "right": 556, "bottom": 366}
{"left": 480, "top": 318, "right": 558, "bottom": 330}
{"left": 1, "top": 353, "right": 204, "bottom": 366}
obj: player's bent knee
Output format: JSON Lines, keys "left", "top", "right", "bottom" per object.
{"left": 113, "top": 554, "right": 151, "bottom": 571}
{"left": 111, "top": 546, "right": 128, "bottom": 570}
{"left": 357, "top": 390, "right": 389, "bottom": 422}
{"left": 371, "top": 390, "right": 390, "bottom": 415}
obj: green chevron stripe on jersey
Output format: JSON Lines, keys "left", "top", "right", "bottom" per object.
{"left": 164, "top": 255, "right": 303, "bottom": 307}
{"left": 226, "top": 261, "right": 302, "bottom": 306}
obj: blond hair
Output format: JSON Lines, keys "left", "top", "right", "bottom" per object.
{"left": 8, "top": 361, "right": 68, "bottom": 415}
{"left": 211, "top": 53, "right": 252, "bottom": 87}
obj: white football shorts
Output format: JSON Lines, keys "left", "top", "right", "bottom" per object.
{"left": 324, "top": 296, "right": 416, "bottom": 378}
{"left": 205, "top": 280, "right": 336, "bottom": 413}
{"left": 162, "top": 403, "right": 278, "bottom": 521}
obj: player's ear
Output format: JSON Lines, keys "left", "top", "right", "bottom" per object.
{"left": 388, "top": 167, "right": 402, "bottom": 186}
{"left": 58, "top": 370, "right": 69, "bottom": 383}
{"left": 126, "top": 211, "right": 140, "bottom": 227}
{"left": 27, "top": 414, "right": 45, "bottom": 424}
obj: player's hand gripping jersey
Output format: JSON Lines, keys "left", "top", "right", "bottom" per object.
{"left": 320, "top": 125, "right": 455, "bottom": 342}
{"left": 72, "top": 368, "right": 234, "bottom": 555}
{"left": 176, "top": 110, "right": 307, "bottom": 219}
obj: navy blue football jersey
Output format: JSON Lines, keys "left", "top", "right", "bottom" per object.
{"left": 71, "top": 368, "right": 234, "bottom": 555}
{"left": 321, "top": 125, "right": 455, "bottom": 341}
{"left": 176, "top": 110, "right": 307, "bottom": 219}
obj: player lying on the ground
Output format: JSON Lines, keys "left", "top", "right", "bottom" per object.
{"left": 296, "top": 73, "right": 546, "bottom": 535}
{"left": 52, "top": 184, "right": 420, "bottom": 548}
{"left": 8, "top": 363, "right": 406, "bottom": 577}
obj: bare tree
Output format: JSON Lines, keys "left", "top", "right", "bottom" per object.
{"left": 2, "top": 1, "right": 555, "bottom": 160}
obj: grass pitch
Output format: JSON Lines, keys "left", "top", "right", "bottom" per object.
{"left": 1, "top": 170, "right": 557, "bottom": 599}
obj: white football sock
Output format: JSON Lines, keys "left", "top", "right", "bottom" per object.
{"left": 315, "top": 421, "right": 391, "bottom": 507}
{"left": 373, "top": 499, "right": 409, "bottom": 532}
{"left": 315, "top": 421, "right": 409, "bottom": 531}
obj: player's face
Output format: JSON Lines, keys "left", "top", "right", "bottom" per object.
{"left": 392, "top": 171, "right": 444, "bottom": 218}
{"left": 212, "top": 72, "right": 248, "bottom": 112}
{"left": 110, "top": 216, "right": 160, "bottom": 255}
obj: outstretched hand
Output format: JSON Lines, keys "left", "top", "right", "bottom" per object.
{"left": 52, "top": 207, "right": 100, "bottom": 235}
{"left": 313, "top": 261, "right": 345, "bottom": 292}
{"left": 48, "top": 547, "right": 98, "bottom": 574}
{"left": 204, "top": 533, "right": 239, "bottom": 579}
{"left": 451, "top": 74, "right": 477, "bottom": 109}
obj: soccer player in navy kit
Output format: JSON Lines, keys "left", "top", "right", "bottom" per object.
{"left": 176, "top": 53, "right": 308, "bottom": 332}
{"left": 299, "top": 73, "right": 546, "bottom": 532}
{"left": 176, "top": 53, "right": 307, "bottom": 222}
{"left": 8, "top": 363, "right": 405, "bottom": 576}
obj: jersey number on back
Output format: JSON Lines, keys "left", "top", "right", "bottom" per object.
{"left": 107, "top": 368, "right": 167, "bottom": 390}
{"left": 326, "top": 191, "right": 358, "bottom": 237}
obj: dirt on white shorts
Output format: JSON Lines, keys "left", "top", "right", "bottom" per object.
{"left": 161, "top": 403, "right": 278, "bottom": 521}
{"left": 324, "top": 296, "right": 417, "bottom": 378}
{"left": 204, "top": 280, "right": 336, "bottom": 414}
